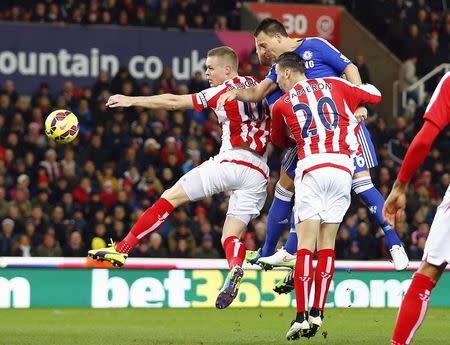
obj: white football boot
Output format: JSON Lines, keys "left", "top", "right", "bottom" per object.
{"left": 258, "top": 247, "right": 296, "bottom": 269}
{"left": 286, "top": 319, "right": 310, "bottom": 340}
{"left": 390, "top": 245, "right": 409, "bottom": 271}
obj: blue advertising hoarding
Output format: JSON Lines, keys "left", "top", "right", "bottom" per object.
{"left": 0, "top": 23, "right": 255, "bottom": 94}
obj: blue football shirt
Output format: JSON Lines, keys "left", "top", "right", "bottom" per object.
{"left": 266, "top": 37, "right": 352, "bottom": 104}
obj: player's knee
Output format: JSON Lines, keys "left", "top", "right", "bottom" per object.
{"left": 351, "top": 175, "right": 374, "bottom": 194}
{"left": 161, "top": 183, "right": 189, "bottom": 208}
{"left": 353, "top": 169, "right": 371, "bottom": 180}
{"left": 279, "top": 170, "right": 295, "bottom": 192}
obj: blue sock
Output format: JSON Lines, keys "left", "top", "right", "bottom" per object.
{"left": 352, "top": 176, "right": 401, "bottom": 248}
{"left": 284, "top": 213, "right": 298, "bottom": 255}
{"left": 261, "top": 182, "right": 293, "bottom": 257}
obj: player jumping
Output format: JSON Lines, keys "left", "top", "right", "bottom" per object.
{"left": 385, "top": 72, "right": 450, "bottom": 345}
{"left": 270, "top": 52, "right": 382, "bottom": 340}
{"left": 88, "top": 46, "right": 270, "bottom": 310}
{"left": 217, "top": 18, "right": 408, "bottom": 286}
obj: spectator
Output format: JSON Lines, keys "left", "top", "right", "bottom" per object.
{"left": 40, "top": 149, "right": 60, "bottom": 182}
{"left": 0, "top": 218, "right": 15, "bottom": 255}
{"left": 168, "top": 224, "right": 196, "bottom": 255}
{"left": 354, "top": 55, "right": 371, "bottom": 84}
{"left": 399, "top": 56, "right": 419, "bottom": 98}
{"left": 63, "top": 230, "right": 85, "bottom": 256}
{"left": 12, "top": 234, "right": 32, "bottom": 257}
{"left": 35, "top": 229, "right": 63, "bottom": 257}
{"left": 193, "top": 233, "right": 220, "bottom": 258}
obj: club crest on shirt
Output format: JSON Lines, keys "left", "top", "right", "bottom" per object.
{"left": 302, "top": 50, "right": 313, "bottom": 60}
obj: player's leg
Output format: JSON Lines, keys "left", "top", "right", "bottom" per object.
{"left": 216, "top": 153, "right": 269, "bottom": 309}
{"left": 307, "top": 222, "right": 339, "bottom": 338}
{"left": 353, "top": 169, "right": 408, "bottom": 270}
{"left": 257, "top": 147, "right": 296, "bottom": 259}
{"left": 271, "top": 213, "right": 297, "bottom": 293}
{"left": 304, "top": 167, "right": 352, "bottom": 338}
{"left": 391, "top": 261, "right": 444, "bottom": 345}
{"left": 286, "top": 218, "right": 319, "bottom": 340}
{"left": 392, "top": 191, "right": 449, "bottom": 344}
{"left": 215, "top": 215, "right": 247, "bottom": 309}
{"left": 354, "top": 125, "right": 408, "bottom": 270}
{"left": 88, "top": 178, "right": 190, "bottom": 266}
{"left": 258, "top": 211, "right": 296, "bottom": 269}
{"left": 284, "top": 213, "right": 298, "bottom": 255}
{"left": 88, "top": 160, "right": 214, "bottom": 266}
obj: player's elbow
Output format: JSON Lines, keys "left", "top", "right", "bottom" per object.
{"left": 345, "top": 63, "right": 358, "bottom": 74}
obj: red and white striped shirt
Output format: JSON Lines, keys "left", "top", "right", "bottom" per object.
{"left": 271, "top": 77, "right": 382, "bottom": 160}
{"left": 191, "top": 76, "right": 271, "bottom": 156}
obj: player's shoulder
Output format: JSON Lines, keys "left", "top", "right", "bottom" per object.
{"left": 319, "top": 76, "right": 351, "bottom": 86}
{"left": 228, "top": 76, "right": 260, "bottom": 89}
{"left": 440, "top": 71, "right": 450, "bottom": 89}
{"left": 272, "top": 92, "right": 290, "bottom": 110}
{"left": 305, "top": 37, "right": 336, "bottom": 48}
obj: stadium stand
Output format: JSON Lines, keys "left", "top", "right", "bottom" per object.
{"left": 0, "top": 0, "right": 448, "bottom": 261}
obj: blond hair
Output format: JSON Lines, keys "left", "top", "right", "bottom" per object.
{"left": 207, "top": 46, "right": 238, "bottom": 72}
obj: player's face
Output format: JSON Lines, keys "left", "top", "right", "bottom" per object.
{"left": 205, "top": 56, "right": 229, "bottom": 87}
{"left": 255, "top": 32, "right": 281, "bottom": 65}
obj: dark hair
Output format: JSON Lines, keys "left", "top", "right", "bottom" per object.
{"left": 276, "top": 52, "right": 306, "bottom": 74}
{"left": 254, "top": 18, "right": 288, "bottom": 38}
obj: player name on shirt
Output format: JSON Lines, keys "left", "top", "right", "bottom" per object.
{"left": 289, "top": 82, "right": 332, "bottom": 98}
{"left": 225, "top": 78, "right": 258, "bottom": 92}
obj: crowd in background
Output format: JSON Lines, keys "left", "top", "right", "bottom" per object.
{"left": 0, "top": 61, "right": 447, "bottom": 260}
{"left": 351, "top": 0, "right": 449, "bottom": 96}
{"left": 0, "top": 0, "right": 241, "bottom": 31}
{"left": 0, "top": 0, "right": 448, "bottom": 261}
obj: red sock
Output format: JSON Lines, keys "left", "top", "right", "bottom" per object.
{"left": 223, "top": 236, "right": 246, "bottom": 269}
{"left": 116, "top": 198, "right": 174, "bottom": 254}
{"left": 313, "top": 249, "right": 335, "bottom": 311}
{"left": 294, "top": 249, "right": 314, "bottom": 313}
{"left": 391, "top": 273, "right": 436, "bottom": 345}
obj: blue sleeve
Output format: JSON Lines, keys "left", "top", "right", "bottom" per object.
{"left": 266, "top": 88, "right": 284, "bottom": 105}
{"left": 266, "top": 64, "right": 277, "bottom": 82}
{"left": 315, "top": 38, "right": 351, "bottom": 75}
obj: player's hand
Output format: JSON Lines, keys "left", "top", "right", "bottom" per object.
{"left": 354, "top": 106, "right": 368, "bottom": 122}
{"left": 106, "top": 94, "right": 132, "bottom": 108}
{"left": 382, "top": 180, "right": 408, "bottom": 228}
{"left": 216, "top": 90, "right": 238, "bottom": 110}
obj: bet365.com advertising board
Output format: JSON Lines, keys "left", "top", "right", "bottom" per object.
{"left": 1, "top": 264, "right": 450, "bottom": 309}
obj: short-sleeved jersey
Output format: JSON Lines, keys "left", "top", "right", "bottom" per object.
{"left": 266, "top": 37, "right": 351, "bottom": 96}
{"left": 423, "top": 71, "right": 450, "bottom": 130}
{"left": 192, "top": 76, "right": 271, "bottom": 155}
{"left": 271, "top": 77, "right": 381, "bottom": 160}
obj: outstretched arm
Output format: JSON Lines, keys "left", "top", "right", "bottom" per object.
{"left": 216, "top": 78, "right": 277, "bottom": 109}
{"left": 106, "top": 94, "right": 194, "bottom": 111}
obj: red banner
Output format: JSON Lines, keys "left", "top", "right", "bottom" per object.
{"left": 247, "top": 3, "right": 341, "bottom": 48}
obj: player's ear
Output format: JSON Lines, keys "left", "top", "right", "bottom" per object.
{"left": 275, "top": 33, "right": 283, "bottom": 43}
{"left": 224, "top": 65, "right": 232, "bottom": 75}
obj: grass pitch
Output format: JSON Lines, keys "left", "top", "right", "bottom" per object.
{"left": 0, "top": 308, "right": 448, "bottom": 345}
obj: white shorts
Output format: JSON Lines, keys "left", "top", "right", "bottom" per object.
{"left": 294, "top": 153, "right": 353, "bottom": 224}
{"left": 180, "top": 148, "right": 269, "bottom": 224}
{"left": 423, "top": 186, "right": 450, "bottom": 266}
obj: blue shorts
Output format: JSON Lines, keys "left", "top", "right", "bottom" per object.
{"left": 354, "top": 123, "right": 378, "bottom": 174}
{"left": 281, "top": 123, "right": 378, "bottom": 177}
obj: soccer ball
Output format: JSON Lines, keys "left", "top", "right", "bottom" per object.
{"left": 45, "top": 109, "right": 79, "bottom": 144}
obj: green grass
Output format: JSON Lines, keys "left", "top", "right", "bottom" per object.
{"left": 0, "top": 308, "right": 448, "bottom": 345}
